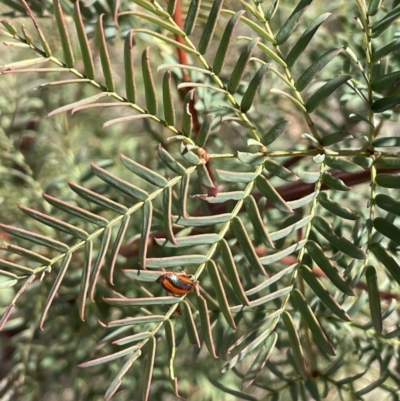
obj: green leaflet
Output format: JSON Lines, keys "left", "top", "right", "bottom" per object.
{"left": 231, "top": 216, "right": 267, "bottom": 276}
{"left": 290, "top": 289, "right": 336, "bottom": 356}
{"left": 255, "top": 175, "right": 293, "bottom": 213}
{"left": 372, "top": 39, "right": 400, "bottom": 62}
{"left": 286, "top": 13, "right": 331, "bottom": 68}
{"left": 142, "top": 336, "right": 156, "bottom": 401}
{"left": 262, "top": 120, "right": 289, "bottom": 146}
{"left": 322, "top": 171, "right": 351, "bottom": 191}
{"left": 146, "top": 254, "right": 208, "bottom": 269}
{"left": 264, "top": 160, "right": 298, "bottom": 182}
{"left": 318, "top": 192, "right": 358, "bottom": 220}
{"left": 373, "top": 217, "right": 400, "bottom": 246}
{"left": 371, "top": 94, "right": 400, "bottom": 113}
{"left": 282, "top": 311, "right": 308, "bottom": 379}
{"left": 368, "top": 0, "right": 382, "bottom": 16}
{"left": 158, "top": 145, "right": 186, "bottom": 175}
{"left": 299, "top": 264, "right": 351, "bottom": 321}
{"left": 365, "top": 265, "right": 382, "bottom": 334}
{"left": 371, "top": 4, "right": 400, "bottom": 37}
{"left": 373, "top": 136, "right": 400, "bottom": 147}
{"left": 163, "top": 70, "right": 175, "bottom": 126}
{"left": 324, "top": 156, "right": 364, "bottom": 173}
{"left": 181, "top": 300, "right": 200, "bottom": 347}
{"left": 198, "top": 0, "right": 224, "bottom": 54}
{"left": 53, "top": 0, "right": 74, "bottom": 68}
{"left": 109, "top": 215, "right": 130, "bottom": 284}
{"left": 371, "top": 70, "right": 400, "bottom": 92}
{"left": 312, "top": 216, "right": 366, "bottom": 260}
{"left": 96, "top": 15, "right": 114, "bottom": 92}
{"left": 276, "top": 0, "right": 314, "bottom": 45}
{"left": 196, "top": 293, "right": 218, "bottom": 358}
{"left": 375, "top": 194, "right": 400, "bottom": 217}
{"left": 375, "top": 173, "right": 400, "bottom": 188}
{"left": 140, "top": 201, "right": 152, "bottom": 270}
{"left": 142, "top": 48, "right": 158, "bottom": 115}
{"left": 296, "top": 49, "right": 343, "bottom": 92}
{"left": 196, "top": 115, "right": 214, "bottom": 148}
{"left": 184, "top": 0, "right": 201, "bottom": 36}
{"left": 306, "top": 75, "right": 352, "bottom": 112}
{"left": 228, "top": 38, "right": 259, "bottom": 94}
{"left": 369, "top": 242, "right": 400, "bottom": 285}
{"left": 213, "top": 11, "right": 244, "bottom": 75}
{"left": 241, "top": 63, "right": 270, "bottom": 112}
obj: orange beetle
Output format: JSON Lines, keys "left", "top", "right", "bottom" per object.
{"left": 158, "top": 272, "right": 197, "bottom": 296}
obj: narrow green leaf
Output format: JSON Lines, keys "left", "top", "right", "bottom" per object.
{"left": 336, "top": 369, "right": 367, "bottom": 385}
{"left": 179, "top": 173, "right": 190, "bottom": 217}
{"left": 216, "top": 170, "right": 256, "bottom": 183}
{"left": 322, "top": 171, "right": 350, "bottom": 191}
{"left": 164, "top": 319, "right": 176, "bottom": 380}
{"left": 260, "top": 240, "right": 307, "bottom": 265}
{"left": 262, "top": 120, "right": 289, "bottom": 146}
{"left": 368, "top": 0, "right": 382, "bottom": 16}
{"left": 126, "top": 0, "right": 169, "bottom": 17}
{"left": 167, "top": 0, "right": 177, "bottom": 16}
{"left": 355, "top": 371, "right": 390, "bottom": 396}
{"left": 287, "top": 192, "right": 317, "bottom": 210}
{"left": 18, "top": 204, "right": 88, "bottom": 240}
{"left": 228, "top": 38, "right": 259, "bottom": 94}
{"left": 318, "top": 192, "right": 358, "bottom": 220}
{"left": 123, "top": 269, "right": 165, "bottom": 282}
{"left": 231, "top": 217, "right": 267, "bottom": 276}
{"left": 286, "top": 13, "right": 331, "bottom": 68}
{"left": 291, "top": 289, "right": 336, "bottom": 356}
{"left": 198, "top": 0, "right": 224, "bottom": 54}
{"left": 264, "top": 160, "right": 298, "bottom": 182}
{"left": 372, "top": 94, "right": 400, "bottom": 113}
{"left": 163, "top": 187, "right": 176, "bottom": 245}
{"left": 373, "top": 136, "right": 400, "bottom": 147}
{"left": 312, "top": 217, "right": 366, "bottom": 260}
{"left": 184, "top": 0, "right": 201, "bottom": 36}
{"left": 1, "top": 244, "right": 50, "bottom": 265}
{"left": 282, "top": 311, "right": 309, "bottom": 379}
{"left": 371, "top": 70, "right": 400, "bottom": 92}
{"left": 43, "top": 193, "right": 109, "bottom": 227}
{"left": 299, "top": 264, "right": 351, "bottom": 321}
{"left": 222, "top": 325, "right": 275, "bottom": 373}
{"left": 181, "top": 300, "right": 200, "bottom": 347}
{"left": 97, "top": 14, "right": 114, "bottom": 91}
{"left": 142, "top": 47, "right": 157, "bottom": 115}
{"left": 146, "top": 255, "right": 208, "bottom": 268}
{"left": 365, "top": 265, "right": 382, "bottom": 334}
{"left": 207, "top": 260, "right": 236, "bottom": 329}
{"left": 213, "top": 11, "right": 244, "bottom": 75}
{"left": 369, "top": 242, "right": 400, "bottom": 285}
{"left": 244, "top": 196, "right": 274, "bottom": 248}
{"left": 0, "top": 259, "right": 32, "bottom": 274}
{"left": 372, "top": 4, "right": 400, "bottom": 37}
{"left": 195, "top": 191, "right": 246, "bottom": 204}
{"left": 197, "top": 294, "right": 218, "bottom": 358}
{"left": 158, "top": 145, "right": 186, "bottom": 175}
{"left": 124, "top": 30, "right": 136, "bottom": 103}
{"left": 91, "top": 163, "right": 149, "bottom": 201}
{"left": 237, "top": 151, "right": 265, "bottom": 166}
{"left": 0, "top": 223, "right": 68, "bottom": 253}
{"left": 296, "top": 49, "right": 343, "bottom": 92}
{"left": 104, "top": 349, "right": 142, "bottom": 400}
{"left": 325, "top": 156, "right": 364, "bottom": 173}
{"left": 375, "top": 194, "right": 400, "bottom": 217}
{"left": 0, "top": 277, "right": 17, "bottom": 289}
{"left": 306, "top": 75, "right": 351, "bottom": 112}
{"left": 208, "top": 377, "right": 258, "bottom": 401}
{"left": 242, "top": 332, "right": 277, "bottom": 389}
{"left": 68, "top": 181, "right": 127, "bottom": 214}
{"left": 155, "top": 233, "right": 220, "bottom": 248}
{"left": 53, "top": 0, "right": 74, "bottom": 68}
{"left": 113, "top": 332, "right": 151, "bottom": 346}
{"left": 266, "top": 0, "right": 280, "bottom": 20}
{"left": 173, "top": 214, "right": 232, "bottom": 227}
{"left": 120, "top": 154, "right": 168, "bottom": 187}
{"left": 256, "top": 42, "right": 288, "bottom": 67}
{"left": 142, "top": 336, "right": 156, "bottom": 401}
{"left": 139, "top": 201, "right": 152, "bottom": 270}
{"left": 196, "top": 115, "right": 215, "bottom": 148}
{"left": 320, "top": 131, "right": 351, "bottom": 146}
{"left": 255, "top": 175, "right": 293, "bottom": 213}
{"left": 104, "top": 296, "right": 180, "bottom": 306}
{"left": 121, "top": 11, "right": 182, "bottom": 34}
{"left": 78, "top": 240, "right": 92, "bottom": 320}
{"left": 39, "top": 253, "right": 72, "bottom": 329}
{"left": 1, "top": 20, "right": 18, "bottom": 35}
{"left": 269, "top": 216, "right": 313, "bottom": 241}
{"left": 276, "top": 0, "right": 313, "bottom": 45}
{"left": 163, "top": 70, "right": 175, "bottom": 126}
{"left": 219, "top": 239, "right": 250, "bottom": 306}
{"left": 373, "top": 217, "right": 400, "bottom": 246}
{"left": 372, "top": 39, "right": 400, "bottom": 62}
{"left": 73, "top": 1, "right": 94, "bottom": 79}
{"left": 108, "top": 316, "right": 164, "bottom": 327}
{"left": 241, "top": 63, "right": 270, "bottom": 112}
{"left": 89, "top": 226, "right": 112, "bottom": 300}
{"left": 79, "top": 346, "right": 139, "bottom": 368}
{"left": 375, "top": 173, "right": 400, "bottom": 188}
{"left": 109, "top": 215, "right": 130, "bottom": 285}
